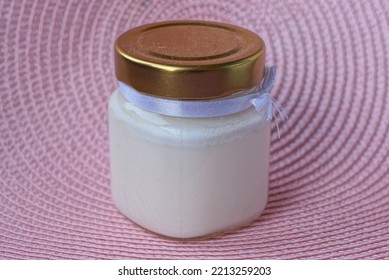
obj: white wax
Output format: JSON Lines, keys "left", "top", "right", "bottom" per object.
{"left": 109, "top": 89, "right": 270, "bottom": 239}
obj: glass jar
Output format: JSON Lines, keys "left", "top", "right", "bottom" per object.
{"left": 109, "top": 20, "right": 272, "bottom": 239}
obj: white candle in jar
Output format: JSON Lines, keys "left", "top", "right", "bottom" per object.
{"left": 109, "top": 20, "right": 274, "bottom": 239}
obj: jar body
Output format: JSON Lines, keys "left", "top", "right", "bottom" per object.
{"left": 109, "top": 89, "right": 271, "bottom": 239}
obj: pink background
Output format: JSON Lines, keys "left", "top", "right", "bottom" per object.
{"left": 1, "top": 0, "right": 388, "bottom": 259}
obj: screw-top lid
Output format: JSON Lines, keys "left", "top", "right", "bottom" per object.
{"left": 115, "top": 20, "right": 265, "bottom": 100}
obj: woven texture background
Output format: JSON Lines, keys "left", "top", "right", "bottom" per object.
{"left": 1, "top": 0, "right": 389, "bottom": 259}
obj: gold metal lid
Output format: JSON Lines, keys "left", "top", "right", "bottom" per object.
{"left": 115, "top": 20, "right": 265, "bottom": 100}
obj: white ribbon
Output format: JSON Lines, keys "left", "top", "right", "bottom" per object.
{"left": 119, "top": 66, "right": 287, "bottom": 135}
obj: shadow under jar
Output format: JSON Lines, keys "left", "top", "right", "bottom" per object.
{"left": 109, "top": 20, "right": 270, "bottom": 239}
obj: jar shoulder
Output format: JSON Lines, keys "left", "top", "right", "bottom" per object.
{"left": 109, "top": 89, "right": 270, "bottom": 147}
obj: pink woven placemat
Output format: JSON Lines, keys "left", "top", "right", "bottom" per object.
{"left": 1, "top": 0, "right": 388, "bottom": 259}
